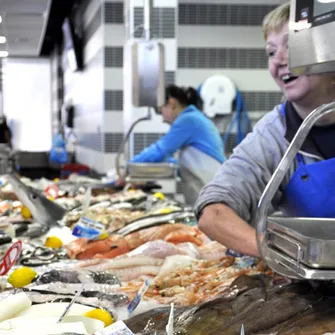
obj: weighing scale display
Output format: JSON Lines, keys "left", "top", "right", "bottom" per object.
{"left": 289, "top": 0, "right": 335, "bottom": 75}
{"left": 314, "top": 0, "right": 335, "bottom": 19}
{"left": 294, "top": 0, "right": 335, "bottom": 27}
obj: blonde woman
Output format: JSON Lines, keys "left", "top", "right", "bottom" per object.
{"left": 195, "top": 2, "right": 335, "bottom": 257}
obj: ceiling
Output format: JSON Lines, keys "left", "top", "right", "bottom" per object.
{"left": 0, "top": 0, "right": 288, "bottom": 58}
{"left": 0, "top": 0, "right": 50, "bottom": 56}
{"left": 0, "top": 0, "right": 76, "bottom": 57}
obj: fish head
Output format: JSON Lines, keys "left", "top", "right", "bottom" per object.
{"left": 6, "top": 173, "right": 67, "bottom": 227}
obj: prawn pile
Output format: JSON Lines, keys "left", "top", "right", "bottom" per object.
{"left": 120, "top": 256, "right": 270, "bottom": 306}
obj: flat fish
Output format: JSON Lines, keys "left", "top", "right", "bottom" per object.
{"left": 125, "top": 274, "right": 335, "bottom": 335}
{"left": 126, "top": 297, "right": 234, "bottom": 335}
{"left": 121, "top": 240, "right": 189, "bottom": 259}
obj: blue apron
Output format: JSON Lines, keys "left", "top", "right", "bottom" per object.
{"left": 280, "top": 103, "right": 335, "bottom": 218}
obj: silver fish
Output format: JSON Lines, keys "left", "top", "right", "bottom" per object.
{"left": 117, "top": 211, "right": 195, "bottom": 236}
{"left": 26, "top": 290, "right": 128, "bottom": 309}
{"left": 6, "top": 173, "right": 67, "bottom": 237}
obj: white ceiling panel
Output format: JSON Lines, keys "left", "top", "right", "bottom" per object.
{"left": 0, "top": 0, "right": 51, "bottom": 56}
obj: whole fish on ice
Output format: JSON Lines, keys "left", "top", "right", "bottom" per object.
{"left": 36, "top": 269, "right": 121, "bottom": 285}
{"left": 116, "top": 211, "right": 195, "bottom": 236}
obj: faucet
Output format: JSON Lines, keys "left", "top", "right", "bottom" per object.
{"left": 255, "top": 101, "right": 335, "bottom": 278}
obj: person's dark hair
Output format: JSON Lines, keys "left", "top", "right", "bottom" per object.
{"left": 165, "top": 85, "right": 202, "bottom": 108}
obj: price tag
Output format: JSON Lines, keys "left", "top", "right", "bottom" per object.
{"left": 0, "top": 240, "right": 22, "bottom": 276}
{"left": 72, "top": 216, "right": 105, "bottom": 239}
{"left": 94, "top": 321, "right": 135, "bottom": 335}
{"left": 127, "top": 279, "right": 150, "bottom": 316}
{"left": 235, "top": 256, "right": 256, "bottom": 268}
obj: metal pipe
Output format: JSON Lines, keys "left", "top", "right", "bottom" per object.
{"left": 144, "top": 0, "right": 154, "bottom": 40}
{"left": 124, "top": 0, "right": 135, "bottom": 40}
{"left": 115, "top": 107, "right": 152, "bottom": 178}
{"left": 255, "top": 101, "right": 335, "bottom": 266}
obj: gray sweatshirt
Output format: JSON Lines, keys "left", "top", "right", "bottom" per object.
{"left": 194, "top": 104, "right": 323, "bottom": 226}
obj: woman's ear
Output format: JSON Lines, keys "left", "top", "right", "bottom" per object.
{"left": 169, "top": 97, "right": 178, "bottom": 110}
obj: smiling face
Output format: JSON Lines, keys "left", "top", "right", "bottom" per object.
{"left": 266, "top": 23, "right": 335, "bottom": 111}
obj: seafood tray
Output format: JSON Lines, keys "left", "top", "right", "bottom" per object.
{"left": 266, "top": 216, "right": 335, "bottom": 269}
{"left": 127, "top": 162, "right": 178, "bottom": 179}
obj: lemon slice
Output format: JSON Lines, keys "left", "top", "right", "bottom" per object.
{"left": 8, "top": 267, "right": 37, "bottom": 288}
{"left": 153, "top": 192, "right": 165, "bottom": 201}
{"left": 159, "top": 208, "right": 172, "bottom": 214}
{"left": 21, "top": 206, "right": 32, "bottom": 219}
{"left": 45, "top": 236, "right": 63, "bottom": 249}
{"left": 98, "top": 232, "right": 109, "bottom": 240}
{"left": 84, "top": 308, "right": 114, "bottom": 327}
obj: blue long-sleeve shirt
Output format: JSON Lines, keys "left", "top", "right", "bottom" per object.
{"left": 131, "top": 105, "right": 224, "bottom": 164}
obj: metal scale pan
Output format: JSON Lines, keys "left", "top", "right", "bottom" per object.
{"left": 266, "top": 216, "right": 335, "bottom": 272}
{"left": 126, "top": 162, "right": 178, "bottom": 181}
{"left": 256, "top": 102, "right": 335, "bottom": 280}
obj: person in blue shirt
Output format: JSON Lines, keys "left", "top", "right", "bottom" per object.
{"left": 130, "top": 85, "right": 224, "bottom": 205}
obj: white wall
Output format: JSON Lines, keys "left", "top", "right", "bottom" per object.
{"left": 2, "top": 58, "right": 52, "bottom": 152}
{"left": 61, "top": 0, "right": 105, "bottom": 173}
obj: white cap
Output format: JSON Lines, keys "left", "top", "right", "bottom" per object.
{"left": 199, "top": 75, "right": 236, "bottom": 118}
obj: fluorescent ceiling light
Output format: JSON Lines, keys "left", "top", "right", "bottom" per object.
{"left": 317, "top": 0, "right": 335, "bottom": 2}
{"left": 0, "top": 51, "right": 8, "bottom": 57}
{"left": 0, "top": 16, "right": 2, "bottom": 24}
{"left": 0, "top": 36, "right": 6, "bottom": 43}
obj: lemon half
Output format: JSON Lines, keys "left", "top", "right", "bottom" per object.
{"left": 21, "top": 206, "right": 32, "bottom": 219}
{"left": 84, "top": 308, "right": 114, "bottom": 327}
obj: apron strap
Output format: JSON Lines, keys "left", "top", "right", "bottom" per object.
{"left": 296, "top": 153, "right": 309, "bottom": 179}
{"left": 296, "top": 153, "right": 305, "bottom": 168}
{"left": 280, "top": 102, "right": 286, "bottom": 116}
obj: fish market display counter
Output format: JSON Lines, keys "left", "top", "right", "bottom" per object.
{"left": 0, "top": 174, "right": 334, "bottom": 335}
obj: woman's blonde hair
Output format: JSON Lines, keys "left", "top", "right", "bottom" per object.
{"left": 263, "top": 2, "right": 290, "bottom": 40}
